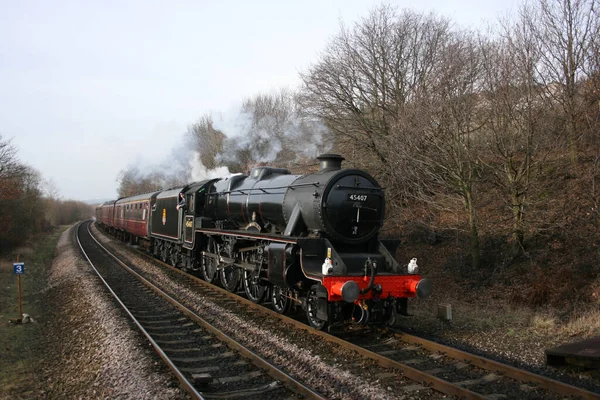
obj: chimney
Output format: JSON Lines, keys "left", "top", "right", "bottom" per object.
{"left": 317, "top": 154, "right": 345, "bottom": 172}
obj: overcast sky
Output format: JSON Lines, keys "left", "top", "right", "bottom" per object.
{"left": 0, "top": 0, "right": 520, "bottom": 201}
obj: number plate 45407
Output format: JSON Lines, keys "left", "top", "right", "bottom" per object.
{"left": 347, "top": 194, "right": 368, "bottom": 202}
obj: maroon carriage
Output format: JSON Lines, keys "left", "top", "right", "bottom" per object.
{"left": 114, "top": 192, "right": 160, "bottom": 240}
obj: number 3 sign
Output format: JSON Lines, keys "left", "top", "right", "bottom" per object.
{"left": 13, "top": 263, "right": 24, "bottom": 274}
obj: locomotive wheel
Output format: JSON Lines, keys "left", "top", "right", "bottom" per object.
{"left": 220, "top": 265, "right": 240, "bottom": 292}
{"left": 170, "top": 247, "right": 179, "bottom": 268}
{"left": 242, "top": 269, "right": 266, "bottom": 303}
{"left": 305, "top": 288, "right": 328, "bottom": 330}
{"left": 160, "top": 242, "right": 169, "bottom": 263}
{"left": 271, "top": 285, "right": 292, "bottom": 314}
{"left": 202, "top": 238, "right": 219, "bottom": 284}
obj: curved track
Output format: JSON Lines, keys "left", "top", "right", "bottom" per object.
{"left": 77, "top": 221, "right": 324, "bottom": 400}
{"left": 91, "top": 221, "right": 600, "bottom": 399}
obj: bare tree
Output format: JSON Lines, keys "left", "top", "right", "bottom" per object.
{"left": 188, "top": 114, "right": 225, "bottom": 170}
{"left": 299, "top": 6, "right": 452, "bottom": 178}
{"left": 477, "top": 2, "right": 571, "bottom": 256}
{"left": 0, "top": 135, "right": 25, "bottom": 180}
{"left": 18, "top": 166, "right": 44, "bottom": 234}
{"left": 0, "top": 163, "right": 48, "bottom": 248}
{"left": 42, "top": 178, "right": 61, "bottom": 226}
{"left": 395, "top": 31, "right": 487, "bottom": 268}
{"left": 0, "top": 135, "right": 28, "bottom": 250}
{"left": 530, "top": 0, "right": 597, "bottom": 162}
{"left": 54, "top": 200, "right": 95, "bottom": 226}
{"left": 584, "top": 8, "right": 600, "bottom": 214}
{"left": 116, "top": 166, "right": 161, "bottom": 197}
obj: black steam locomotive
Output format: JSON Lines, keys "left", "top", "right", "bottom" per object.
{"left": 96, "top": 154, "right": 431, "bottom": 330}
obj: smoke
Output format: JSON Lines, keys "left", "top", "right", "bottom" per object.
{"left": 145, "top": 134, "right": 235, "bottom": 185}
{"left": 189, "top": 151, "right": 232, "bottom": 182}
{"left": 212, "top": 107, "right": 283, "bottom": 164}
{"left": 148, "top": 134, "right": 194, "bottom": 186}
{"left": 210, "top": 95, "right": 332, "bottom": 169}
{"left": 119, "top": 91, "right": 333, "bottom": 196}
{"left": 212, "top": 108, "right": 253, "bottom": 143}
{"left": 278, "top": 115, "right": 332, "bottom": 160}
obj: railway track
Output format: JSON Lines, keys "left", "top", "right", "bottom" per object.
{"left": 77, "top": 221, "right": 323, "bottom": 400}
{"left": 339, "top": 328, "right": 600, "bottom": 400}
{"left": 89, "top": 221, "right": 600, "bottom": 399}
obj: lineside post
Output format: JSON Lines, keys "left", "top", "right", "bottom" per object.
{"left": 13, "top": 254, "right": 24, "bottom": 320}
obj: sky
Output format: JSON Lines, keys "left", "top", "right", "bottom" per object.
{"left": 0, "top": 0, "right": 520, "bottom": 201}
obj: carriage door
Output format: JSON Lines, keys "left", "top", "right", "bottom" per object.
{"left": 183, "top": 193, "right": 195, "bottom": 247}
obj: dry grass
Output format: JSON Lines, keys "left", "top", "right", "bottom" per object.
{"left": 410, "top": 293, "right": 541, "bottom": 332}
{"left": 412, "top": 277, "right": 600, "bottom": 338}
{"left": 530, "top": 314, "right": 557, "bottom": 332}
{"left": 558, "top": 308, "right": 600, "bottom": 337}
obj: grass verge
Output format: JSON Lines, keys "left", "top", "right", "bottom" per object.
{"left": 0, "top": 227, "right": 68, "bottom": 400}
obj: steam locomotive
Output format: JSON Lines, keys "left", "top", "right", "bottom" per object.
{"left": 95, "top": 154, "right": 431, "bottom": 330}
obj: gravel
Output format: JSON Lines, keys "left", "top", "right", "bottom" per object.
{"left": 40, "top": 225, "right": 189, "bottom": 399}
{"left": 90, "top": 223, "right": 447, "bottom": 400}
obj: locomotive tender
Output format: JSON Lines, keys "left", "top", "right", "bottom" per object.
{"left": 95, "top": 154, "right": 431, "bottom": 330}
